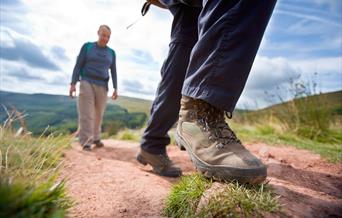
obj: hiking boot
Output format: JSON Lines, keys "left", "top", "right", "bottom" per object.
{"left": 83, "top": 144, "right": 92, "bottom": 151}
{"left": 136, "top": 149, "right": 182, "bottom": 177}
{"left": 175, "top": 96, "right": 266, "bottom": 184}
{"left": 94, "top": 140, "right": 104, "bottom": 148}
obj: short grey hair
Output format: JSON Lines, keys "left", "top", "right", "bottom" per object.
{"left": 99, "top": 24, "right": 111, "bottom": 32}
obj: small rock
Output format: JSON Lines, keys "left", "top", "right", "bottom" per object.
{"left": 280, "top": 158, "right": 288, "bottom": 164}
{"left": 119, "top": 208, "right": 127, "bottom": 213}
{"left": 259, "top": 146, "right": 269, "bottom": 157}
{"left": 266, "top": 158, "right": 280, "bottom": 164}
{"left": 267, "top": 153, "right": 275, "bottom": 159}
{"left": 290, "top": 164, "right": 297, "bottom": 169}
{"left": 196, "top": 182, "right": 225, "bottom": 215}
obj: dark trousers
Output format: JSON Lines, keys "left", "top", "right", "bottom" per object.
{"left": 142, "top": 0, "right": 277, "bottom": 154}
{"left": 182, "top": 0, "right": 277, "bottom": 112}
{"left": 141, "top": 43, "right": 194, "bottom": 154}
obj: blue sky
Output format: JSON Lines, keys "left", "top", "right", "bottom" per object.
{"left": 0, "top": 0, "right": 341, "bottom": 109}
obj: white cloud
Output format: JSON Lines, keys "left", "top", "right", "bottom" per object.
{"left": 237, "top": 56, "right": 342, "bottom": 109}
{"left": 312, "top": 0, "right": 342, "bottom": 13}
{"left": 238, "top": 56, "right": 300, "bottom": 109}
{"left": 0, "top": 60, "right": 68, "bottom": 95}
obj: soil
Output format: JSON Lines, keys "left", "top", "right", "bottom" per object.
{"left": 61, "top": 139, "right": 342, "bottom": 217}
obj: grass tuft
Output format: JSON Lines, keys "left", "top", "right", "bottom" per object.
{"left": 164, "top": 173, "right": 212, "bottom": 218}
{"left": 198, "top": 183, "right": 281, "bottom": 217}
{"left": 164, "top": 174, "right": 281, "bottom": 218}
{"left": 0, "top": 119, "right": 72, "bottom": 217}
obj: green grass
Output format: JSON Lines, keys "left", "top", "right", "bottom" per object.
{"left": 246, "top": 90, "right": 342, "bottom": 142}
{"left": 108, "top": 95, "right": 152, "bottom": 115}
{"left": 198, "top": 183, "right": 280, "bottom": 217}
{"left": 164, "top": 174, "right": 212, "bottom": 218}
{"left": 0, "top": 178, "right": 69, "bottom": 218}
{"left": 112, "top": 128, "right": 142, "bottom": 142}
{"left": 0, "top": 127, "right": 73, "bottom": 217}
{"left": 164, "top": 174, "right": 281, "bottom": 218}
{"left": 231, "top": 123, "right": 342, "bottom": 163}
{"left": 0, "top": 91, "right": 148, "bottom": 135}
{"left": 266, "top": 90, "right": 342, "bottom": 116}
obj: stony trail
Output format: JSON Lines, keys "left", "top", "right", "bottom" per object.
{"left": 61, "top": 139, "right": 342, "bottom": 217}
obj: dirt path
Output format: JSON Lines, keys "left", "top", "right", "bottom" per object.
{"left": 61, "top": 139, "right": 342, "bottom": 217}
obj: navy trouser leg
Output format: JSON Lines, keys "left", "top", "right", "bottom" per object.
{"left": 141, "top": 43, "right": 194, "bottom": 154}
{"left": 182, "top": 0, "right": 277, "bottom": 112}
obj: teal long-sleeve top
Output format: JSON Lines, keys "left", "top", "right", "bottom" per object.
{"left": 71, "top": 42, "right": 117, "bottom": 90}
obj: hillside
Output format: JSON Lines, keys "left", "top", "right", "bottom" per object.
{"left": 0, "top": 91, "right": 148, "bottom": 135}
{"left": 260, "top": 90, "right": 342, "bottom": 115}
{"left": 234, "top": 90, "right": 342, "bottom": 130}
{"left": 1, "top": 90, "right": 340, "bottom": 135}
{"left": 109, "top": 95, "right": 152, "bottom": 115}
{"left": 0, "top": 90, "right": 152, "bottom": 114}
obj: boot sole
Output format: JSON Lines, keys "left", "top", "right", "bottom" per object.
{"left": 136, "top": 153, "right": 148, "bottom": 165}
{"left": 136, "top": 153, "right": 182, "bottom": 178}
{"left": 82, "top": 145, "right": 92, "bottom": 151}
{"left": 175, "top": 131, "right": 266, "bottom": 184}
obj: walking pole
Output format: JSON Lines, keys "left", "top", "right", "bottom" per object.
{"left": 126, "top": 1, "right": 151, "bottom": 29}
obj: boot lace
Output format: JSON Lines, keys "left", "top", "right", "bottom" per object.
{"left": 196, "top": 100, "right": 241, "bottom": 149}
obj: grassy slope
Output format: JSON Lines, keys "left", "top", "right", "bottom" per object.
{"left": 0, "top": 91, "right": 148, "bottom": 135}
{"left": 1, "top": 90, "right": 341, "bottom": 161}
{"left": 0, "top": 91, "right": 152, "bottom": 114}
{"left": 232, "top": 90, "right": 342, "bottom": 163}
{"left": 231, "top": 123, "right": 342, "bottom": 163}
{"left": 1, "top": 89, "right": 339, "bottom": 118}
{"left": 108, "top": 95, "right": 152, "bottom": 115}
{"left": 0, "top": 128, "right": 72, "bottom": 217}
{"left": 0, "top": 90, "right": 152, "bottom": 115}
{"left": 248, "top": 90, "right": 342, "bottom": 122}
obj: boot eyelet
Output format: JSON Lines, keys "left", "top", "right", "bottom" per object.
{"left": 216, "top": 143, "right": 224, "bottom": 149}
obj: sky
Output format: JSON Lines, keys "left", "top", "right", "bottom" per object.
{"left": 0, "top": 0, "right": 341, "bottom": 109}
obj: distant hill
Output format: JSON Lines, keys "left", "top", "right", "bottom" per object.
{"left": 0, "top": 91, "right": 149, "bottom": 135}
{"left": 109, "top": 95, "right": 152, "bottom": 115}
{"left": 259, "top": 90, "right": 342, "bottom": 116}
{"left": 2, "top": 90, "right": 340, "bottom": 135}
{"left": 234, "top": 90, "right": 342, "bottom": 133}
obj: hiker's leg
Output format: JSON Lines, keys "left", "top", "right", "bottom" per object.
{"left": 141, "top": 43, "right": 194, "bottom": 154}
{"left": 182, "top": 0, "right": 276, "bottom": 112}
{"left": 78, "top": 80, "right": 95, "bottom": 146}
{"left": 93, "top": 84, "right": 108, "bottom": 142}
{"left": 176, "top": 0, "right": 276, "bottom": 183}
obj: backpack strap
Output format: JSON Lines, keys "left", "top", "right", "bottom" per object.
{"left": 107, "top": 47, "right": 115, "bottom": 58}
{"left": 80, "top": 42, "right": 93, "bottom": 77}
{"left": 86, "top": 42, "right": 94, "bottom": 53}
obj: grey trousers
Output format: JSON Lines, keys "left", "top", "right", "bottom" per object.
{"left": 77, "top": 80, "right": 107, "bottom": 146}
